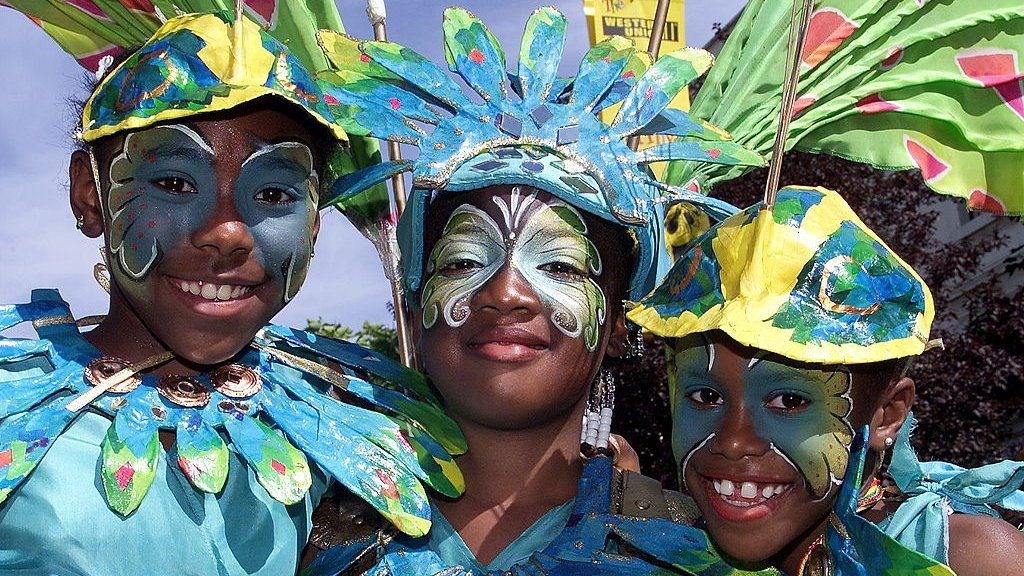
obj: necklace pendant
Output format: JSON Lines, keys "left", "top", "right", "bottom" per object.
{"left": 158, "top": 375, "right": 211, "bottom": 407}
{"left": 211, "top": 364, "right": 262, "bottom": 398}
{"left": 797, "top": 534, "right": 833, "bottom": 576}
{"left": 84, "top": 357, "right": 142, "bottom": 393}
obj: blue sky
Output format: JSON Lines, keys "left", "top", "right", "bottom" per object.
{"left": 0, "top": 0, "right": 745, "bottom": 331}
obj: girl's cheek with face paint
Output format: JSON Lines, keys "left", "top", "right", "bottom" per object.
{"left": 745, "top": 363, "right": 854, "bottom": 500}
{"left": 671, "top": 344, "right": 728, "bottom": 485}
{"left": 515, "top": 202, "right": 606, "bottom": 352}
{"left": 103, "top": 124, "right": 319, "bottom": 307}
{"left": 233, "top": 142, "right": 320, "bottom": 304}
{"left": 670, "top": 339, "right": 856, "bottom": 500}
{"left": 106, "top": 125, "right": 218, "bottom": 289}
{"left": 421, "top": 191, "right": 606, "bottom": 351}
{"left": 421, "top": 205, "right": 506, "bottom": 329}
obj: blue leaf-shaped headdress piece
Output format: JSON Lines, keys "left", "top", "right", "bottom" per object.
{"left": 318, "top": 7, "right": 765, "bottom": 299}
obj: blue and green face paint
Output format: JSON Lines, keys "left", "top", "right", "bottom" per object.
{"left": 104, "top": 123, "right": 319, "bottom": 303}
{"left": 671, "top": 337, "right": 855, "bottom": 500}
{"left": 421, "top": 187, "right": 607, "bottom": 351}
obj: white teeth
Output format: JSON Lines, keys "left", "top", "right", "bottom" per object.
{"left": 711, "top": 478, "right": 793, "bottom": 505}
{"left": 740, "top": 482, "right": 757, "bottom": 499}
{"left": 176, "top": 279, "right": 251, "bottom": 301}
{"left": 216, "top": 284, "right": 232, "bottom": 300}
{"left": 720, "top": 479, "right": 735, "bottom": 496}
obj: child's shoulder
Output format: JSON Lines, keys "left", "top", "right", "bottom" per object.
{"left": 947, "top": 513, "right": 1024, "bottom": 576}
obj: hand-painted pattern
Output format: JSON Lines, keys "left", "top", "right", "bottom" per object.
{"left": 421, "top": 189, "right": 606, "bottom": 351}
{"left": 669, "top": 341, "right": 854, "bottom": 500}
{"left": 770, "top": 222, "right": 928, "bottom": 348}
{"left": 104, "top": 124, "right": 319, "bottom": 304}
{"left": 630, "top": 187, "right": 935, "bottom": 366}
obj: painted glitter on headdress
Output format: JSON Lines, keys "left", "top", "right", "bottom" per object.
{"left": 317, "top": 7, "right": 766, "bottom": 299}
{"left": 629, "top": 186, "right": 935, "bottom": 365}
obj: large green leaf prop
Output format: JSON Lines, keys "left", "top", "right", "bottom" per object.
{"left": 667, "top": 0, "right": 1024, "bottom": 216}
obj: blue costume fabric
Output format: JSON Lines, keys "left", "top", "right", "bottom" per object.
{"left": 878, "top": 414, "right": 1024, "bottom": 565}
{"left": 306, "top": 456, "right": 740, "bottom": 576}
{"left": 423, "top": 499, "right": 576, "bottom": 572}
{"left": 0, "top": 290, "right": 464, "bottom": 573}
{"left": 316, "top": 6, "right": 766, "bottom": 301}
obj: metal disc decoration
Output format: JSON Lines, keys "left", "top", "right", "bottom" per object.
{"left": 210, "top": 364, "right": 262, "bottom": 398}
{"left": 84, "top": 357, "right": 142, "bottom": 394}
{"left": 157, "top": 375, "right": 211, "bottom": 407}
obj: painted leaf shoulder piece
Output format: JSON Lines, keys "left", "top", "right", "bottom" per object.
{"left": 0, "top": 290, "right": 463, "bottom": 536}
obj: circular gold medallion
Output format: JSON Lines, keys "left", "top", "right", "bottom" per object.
{"left": 84, "top": 357, "right": 141, "bottom": 394}
{"left": 157, "top": 375, "right": 211, "bottom": 407}
{"left": 210, "top": 364, "right": 262, "bottom": 398}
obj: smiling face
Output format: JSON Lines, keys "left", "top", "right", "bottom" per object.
{"left": 87, "top": 106, "right": 321, "bottom": 364}
{"left": 414, "top": 185, "right": 629, "bottom": 430}
{"left": 670, "top": 332, "right": 878, "bottom": 565}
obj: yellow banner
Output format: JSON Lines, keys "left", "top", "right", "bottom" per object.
{"left": 583, "top": 0, "right": 687, "bottom": 176}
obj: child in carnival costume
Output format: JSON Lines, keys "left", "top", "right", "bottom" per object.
{"left": 629, "top": 185, "right": 1024, "bottom": 576}
{"left": 304, "top": 6, "right": 777, "bottom": 576}
{"left": 0, "top": 3, "right": 464, "bottom": 574}
{"left": 627, "top": 0, "right": 1024, "bottom": 572}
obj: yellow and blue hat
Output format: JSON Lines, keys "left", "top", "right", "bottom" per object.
{"left": 81, "top": 11, "right": 346, "bottom": 143}
{"left": 629, "top": 186, "right": 935, "bottom": 364}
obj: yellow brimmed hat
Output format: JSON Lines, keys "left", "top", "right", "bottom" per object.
{"left": 629, "top": 186, "right": 935, "bottom": 364}
{"left": 81, "top": 11, "right": 347, "bottom": 143}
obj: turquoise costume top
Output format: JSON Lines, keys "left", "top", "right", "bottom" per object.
{"left": 0, "top": 290, "right": 465, "bottom": 573}
{"left": 0, "top": 410, "right": 328, "bottom": 575}
{"left": 878, "top": 415, "right": 1024, "bottom": 565}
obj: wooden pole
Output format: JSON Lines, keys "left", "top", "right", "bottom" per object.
{"left": 762, "top": 0, "right": 814, "bottom": 209}
{"left": 628, "top": 0, "right": 672, "bottom": 150}
{"left": 367, "top": 0, "right": 417, "bottom": 369}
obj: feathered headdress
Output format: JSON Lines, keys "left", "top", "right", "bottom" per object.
{"left": 317, "top": 6, "right": 766, "bottom": 299}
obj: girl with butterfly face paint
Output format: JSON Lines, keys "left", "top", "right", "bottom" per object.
{"left": 408, "top": 186, "right": 634, "bottom": 566}
{"left": 0, "top": 10, "right": 463, "bottom": 576}
{"left": 299, "top": 6, "right": 773, "bottom": 575}
{"left": 630, "top": 187, "right": 1024, "bottom": 576}
{"left": 416, "top": 185, "right": 629, "bottom": 434}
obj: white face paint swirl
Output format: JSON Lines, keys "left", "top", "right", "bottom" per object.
{"left": 421, "top": 188, "right": 607, "bottom": 351}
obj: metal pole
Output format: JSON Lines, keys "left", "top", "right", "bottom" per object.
{"left": 368, "top": 1, "right": 417, "bottom": 369}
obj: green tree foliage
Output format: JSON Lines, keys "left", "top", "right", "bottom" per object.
{"left": 306, "top": 318, "right": 400, "bottom": 362}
